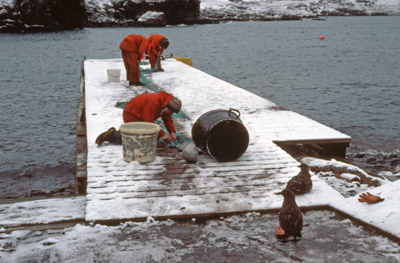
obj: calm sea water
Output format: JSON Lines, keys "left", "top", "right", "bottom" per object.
{"left": 0, "top": 16, "right": 399, "bottom": 174}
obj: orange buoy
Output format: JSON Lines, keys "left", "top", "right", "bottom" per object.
{"left": 319, "top": 35, "right": 325, "bottom": 40}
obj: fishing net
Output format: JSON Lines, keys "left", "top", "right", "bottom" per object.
{"left": 138, "top": 62, "right": 158, "bottom": 92}
{"left": 154, "top": 119, "right": 193, "bottom": 148}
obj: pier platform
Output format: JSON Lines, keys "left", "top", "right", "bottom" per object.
{"left": 81, "top": 58, "right": 353, "bottom": 222}
{"left": 1, "top": 58, "right": 399, "bottom": 243}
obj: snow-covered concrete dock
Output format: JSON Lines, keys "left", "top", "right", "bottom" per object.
{"left": 81, "top": 58, "right": 352, "bottom": 222}
{"left": 1, "top": 58, "right": 398, "bottom": 243}
{"left": 78, "top": 58, "right": 398, "bottom": 240}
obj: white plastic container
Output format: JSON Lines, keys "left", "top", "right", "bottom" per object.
{"left": 107, "top": 69, "right": 121, "bottom": 82}
{"left": 120, "top": 122, "right": 160, "bottom": 163}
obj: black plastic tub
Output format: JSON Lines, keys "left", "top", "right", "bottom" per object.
{"left": 192, "top": 108, "right": 249, "bottom": 162}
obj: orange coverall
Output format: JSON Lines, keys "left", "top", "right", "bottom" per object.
{"left": 119, "top": 34, "right": 148, "bottom": 82}
{"left": 147, "top": 34, "right": 167, "bottom": 71}
{"left": 123, "top": 91, "right": 176, "bottom": 138}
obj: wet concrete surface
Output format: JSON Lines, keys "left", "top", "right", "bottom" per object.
{"left": 1, "top": 210, "right": 399, "bottom": 262}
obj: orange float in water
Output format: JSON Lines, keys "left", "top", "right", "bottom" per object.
{"left": 319, "top": 35, "right": 325, "bottom": 40}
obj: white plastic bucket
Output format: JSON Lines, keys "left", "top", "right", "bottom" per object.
{"left": 107, "top": 69, "right": 121, "bottom": 82}
{"left": 120, "top": 122, "right": 160, "bottom": 163}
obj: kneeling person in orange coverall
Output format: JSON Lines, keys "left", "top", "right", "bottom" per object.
{"left": 120, "top": 34, "right": 148, "bottom": 86}
{"left": 147, "top": 34, "right": 169, "bottom": 71}
{"left": 95, "top": 91, "right": 182, "bottom": 146}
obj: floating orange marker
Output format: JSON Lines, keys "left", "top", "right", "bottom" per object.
{"left": 319, "top": 35, "right": 325, "bottom": 40}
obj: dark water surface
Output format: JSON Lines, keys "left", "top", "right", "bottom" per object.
{"left": 0, "top": 16, "right": 399, "bottom": 175}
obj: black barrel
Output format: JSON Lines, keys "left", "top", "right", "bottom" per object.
{"left": 192, "top": 108, "right": 249, "bottom": 162}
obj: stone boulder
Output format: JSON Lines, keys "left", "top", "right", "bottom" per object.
{"left": 137, "top": 11, "right": 166, "bottom": 27}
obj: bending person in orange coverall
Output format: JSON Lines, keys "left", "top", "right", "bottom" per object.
{"left": 95, "top": 91, "right": 182, "bottom": 146}
{"left": 147, "top": 34, "right": 169, "bottom": 71}
{"left": 119, "top": 34, "right": 148, "bottom": 86}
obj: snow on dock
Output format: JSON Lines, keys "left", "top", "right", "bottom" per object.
{"left": 0, "top": 197, "right": 85, "bottom": 228}
{"left": 83, "top": 58, "right": 349, "bottom": 222}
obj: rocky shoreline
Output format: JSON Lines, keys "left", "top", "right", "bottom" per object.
{"left": 0, "top": 0, "right": 398, "bottom": 33}
{"left": 0, "top": 0, "right": 202, "bottom": 33}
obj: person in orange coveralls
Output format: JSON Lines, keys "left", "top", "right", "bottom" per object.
{"left": 95, "top": 91, "right": 182, "bottom": 146}
{"left": 147, "top": 34, "right": 169, "bottom": 71}
{"left": 119, "top": 34, "right": 148, "bottom": 86}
